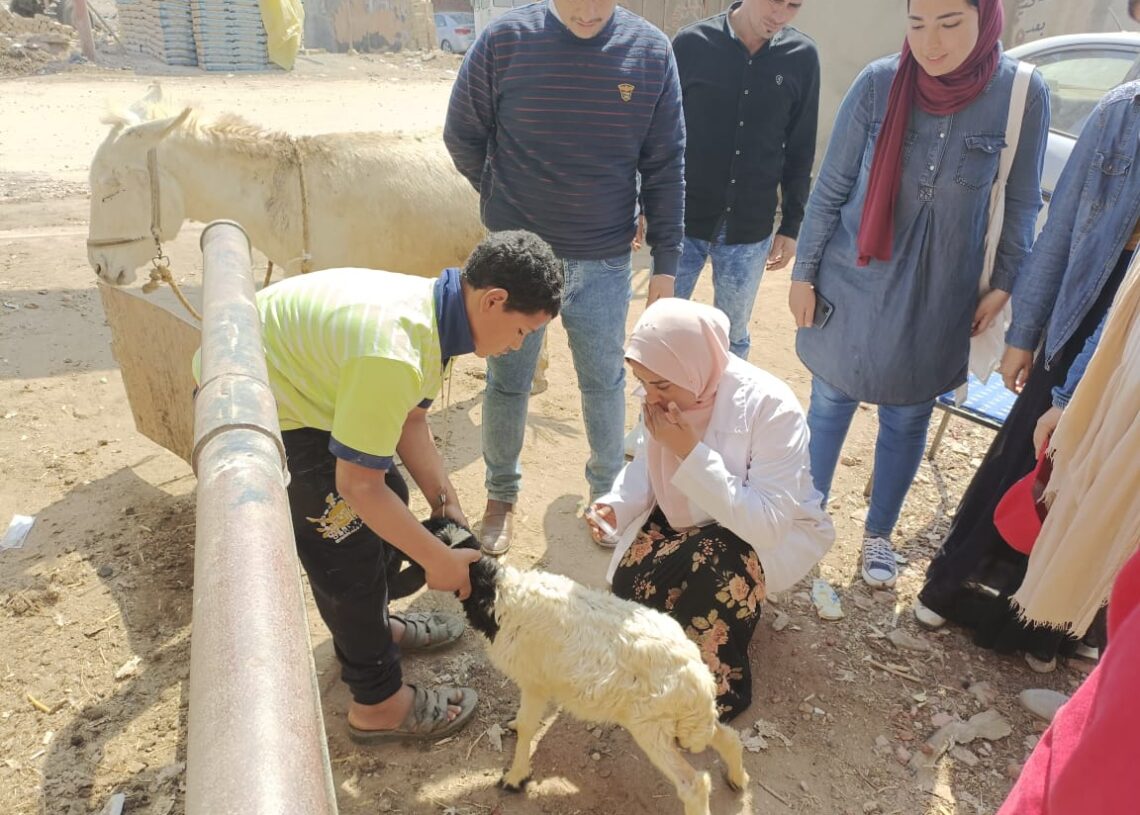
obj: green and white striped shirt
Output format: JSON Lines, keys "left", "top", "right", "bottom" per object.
{"left": 258, "top": 268, "right": 444, "bottom": 468}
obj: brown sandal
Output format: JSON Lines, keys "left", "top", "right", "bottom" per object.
{"left": 348, "top": 685, "right": 478, "bottom": 743}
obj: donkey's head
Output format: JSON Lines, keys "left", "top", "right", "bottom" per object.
{"left": 88, "top": 84, "right": 192, "bottom": 285}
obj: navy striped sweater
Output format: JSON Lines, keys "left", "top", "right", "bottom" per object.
{"left": 444, "top": 2, "right": 685, "bottom": 276}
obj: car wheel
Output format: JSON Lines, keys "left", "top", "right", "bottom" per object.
{"left": 441, "top": 39, "right": 453, "bottom": 53}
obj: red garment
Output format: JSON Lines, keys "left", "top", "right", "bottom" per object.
{"left": 993, "top": 451, "right": 1053, "bottom": 555}
{"left": 997, "top": 548, "right": 1140, "bottom": 815}
{"left": 856, "top": 0, "right": 1005, "bottom": 266}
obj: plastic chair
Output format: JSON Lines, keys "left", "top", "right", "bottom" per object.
{"left": 862, "top": 373, "right": 1016, "bottom": 499}
{"left": 926, "top": 372, "right": 1017, "bottom": 460}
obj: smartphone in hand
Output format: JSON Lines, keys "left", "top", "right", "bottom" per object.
{"left": 812, "top": 291, "right": 835, "bottom": 330}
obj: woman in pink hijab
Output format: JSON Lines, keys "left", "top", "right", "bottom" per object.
{"left": 588, "top": 299, "right": 835, "bottom": 720}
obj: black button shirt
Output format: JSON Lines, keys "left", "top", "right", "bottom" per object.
{"left": 673, "top": 8, "right": 820, "bottom": 243}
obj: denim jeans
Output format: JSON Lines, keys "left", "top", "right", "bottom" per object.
{"left": 483, "top": 254, "right": 632, "bottom": 503}
{"left": 674, "top": 225, "right": 773, "bottom": 360}
{"left": 806, "top": 377, "right": 935, "bottom": 539}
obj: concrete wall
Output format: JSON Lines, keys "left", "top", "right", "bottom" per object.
{"left": 792, "top": 0, "right": 900, "bottom": 161}
{"left": 301, "top": 0, "right": 1138, "bottom": 109}
{"left": 1012, "top": 0, "right": 1140, "bottom": 45}
{"left": 787, "top": 0, "right": 1140, "bottom": 165}
{"left": 303, "top": 0, "right": 434, "bottom": 52}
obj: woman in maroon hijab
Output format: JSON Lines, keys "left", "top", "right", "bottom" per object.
{"left": 786, "top": 0, "right": 1050, "bottom": 589}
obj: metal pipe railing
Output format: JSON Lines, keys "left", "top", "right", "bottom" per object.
{"left": 187, "top": 220, "right": 337, "bottom": 815}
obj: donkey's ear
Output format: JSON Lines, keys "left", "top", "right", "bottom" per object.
{"left": 100, "top": 107, "right": 138, "bottom": 134}
{"left": 129, "top": 82, "right": 166, "bottom": 119}
{"left": 144, "top": 82, "right": 163, "bottom": 105}
{"left": 122, "top": 108, "right": 191, "bottom": 147}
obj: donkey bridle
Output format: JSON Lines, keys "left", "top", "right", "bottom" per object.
{"left": 88, "top": 139, "right": 314, "bottom": 275}
{"left": 86, "top": 148, "right": 166, "bottom": 264}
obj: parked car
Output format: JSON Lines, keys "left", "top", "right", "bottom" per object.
{"left": 434, "top": 12, "right": 475, "bottom": 54}
{"left": 472, "top": 0, "right": 529, "bottom": 36}
{"left": 1009, "top": 32, "right": 1140, "bottom": 206}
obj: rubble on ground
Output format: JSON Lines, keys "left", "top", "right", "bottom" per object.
{"left": 0, "top": 6, "right": 77, "bottom": 75}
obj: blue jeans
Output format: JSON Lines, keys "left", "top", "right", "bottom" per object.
{"left": 483, "top": 254, "right": 632, "bottom": 503}
{"left": 673, "top": 225, "right": 773, "bottom": 360}
{"left": 806, "top": 377, "right": 935, "bottom": 539}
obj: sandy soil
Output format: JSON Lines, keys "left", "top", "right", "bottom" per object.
{"left": 0, "top": 54, "right": 1090, "bottom": 815}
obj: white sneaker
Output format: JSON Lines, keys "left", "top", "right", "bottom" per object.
{"left": 1073, "top": 643, "right": 1100, "bottom": 662}
{"left": 913, "top": 599, "right": 946, "bottom": 629}
{"left": 861, "top": 537, "right": 898, "bottom": 589}
{"left": 1025, "top": 653, "right": 1058, "bottom": 674}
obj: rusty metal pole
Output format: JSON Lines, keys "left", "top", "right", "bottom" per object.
{"left": 187, "top": 221, "right": 337, "bottom": 815}
{"left": 71, "top": 0, "right": 97, "bottom": 61}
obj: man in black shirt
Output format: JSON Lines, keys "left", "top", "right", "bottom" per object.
{"left": 672, "top": 0, "right": 819, "bottom": 359}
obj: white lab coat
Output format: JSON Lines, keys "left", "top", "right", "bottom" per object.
{"left": 599, "top": 357, "right": 835, "bottom": 594}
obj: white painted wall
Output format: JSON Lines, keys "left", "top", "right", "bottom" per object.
{"left": 793, "top": 0, "right": 1140, "bottom": 163}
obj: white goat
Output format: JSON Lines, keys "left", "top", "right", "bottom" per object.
{"left": 423, "top": 520, "right": 749, "bottom": 815}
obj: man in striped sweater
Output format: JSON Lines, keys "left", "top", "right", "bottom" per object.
{"left": 444, "top": 0, "right": 686, "bottom": 556}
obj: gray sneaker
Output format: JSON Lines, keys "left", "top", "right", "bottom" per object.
{"left": 861, "top": 536, "right": 898, "bottom": 589}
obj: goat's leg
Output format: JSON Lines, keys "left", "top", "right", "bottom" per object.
{"left": 628, "top": 724, "right": 712, "bottom": 815}
{"left": 500, "top": 689, "right": 548, "bottom": 792}
{"left": 711, "top": 721, "right": 749, "bottom": 792}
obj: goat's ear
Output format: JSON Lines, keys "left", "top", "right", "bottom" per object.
{"left": 122, "top": 108, "right": 191, "bottom": 147}
{"left": 421, "top": 517, "right": 479, "bottom": 550}
{"left": 448, "top": 525, "right": 478, "bottom": 551}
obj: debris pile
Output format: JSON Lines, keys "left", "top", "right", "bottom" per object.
{"left": 0, "top": 5, "right": 76, "bottom": 73}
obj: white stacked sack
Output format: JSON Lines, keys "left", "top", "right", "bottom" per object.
{"left": 190, "top": 0, "right": 272, "bottom": 71}
{"left": 117, "top": 0, "right": 198, "bottom": 66}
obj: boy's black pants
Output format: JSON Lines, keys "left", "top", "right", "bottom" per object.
{"left": 282, "top": 428, "right": 410, "bottom": 706}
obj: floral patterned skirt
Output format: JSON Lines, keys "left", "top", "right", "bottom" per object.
{"left": 611, "top": 508, "right": 766, "bottom": 721}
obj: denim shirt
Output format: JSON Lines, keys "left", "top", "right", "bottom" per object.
{"left": 792, "top": 54, "right": 1049, "bottom": 405}
{"left": 1008, "top": 81, "right": 1140, "bottom": 378}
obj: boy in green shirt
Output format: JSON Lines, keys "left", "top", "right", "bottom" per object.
{"left": 261, "top": 231, "right": 562, "bottom": 740}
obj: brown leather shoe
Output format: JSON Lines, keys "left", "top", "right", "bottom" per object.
{"left": 478, "top": 499, "right": 514, "bottom": 557}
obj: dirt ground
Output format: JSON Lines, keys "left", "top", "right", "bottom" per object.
{"left": 0, "top": 51, "right": 1091, "bottom": 815}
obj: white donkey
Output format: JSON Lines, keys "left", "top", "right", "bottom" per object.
{"left": 87, "top": 84, "right": 486, "bottom": 285}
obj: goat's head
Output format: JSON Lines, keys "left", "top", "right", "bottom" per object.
{"left": 387, "top": 518, "right": 501, "bottom": 641}
{"left": 88, "top": 83, "right": 191, "bottom": 286}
